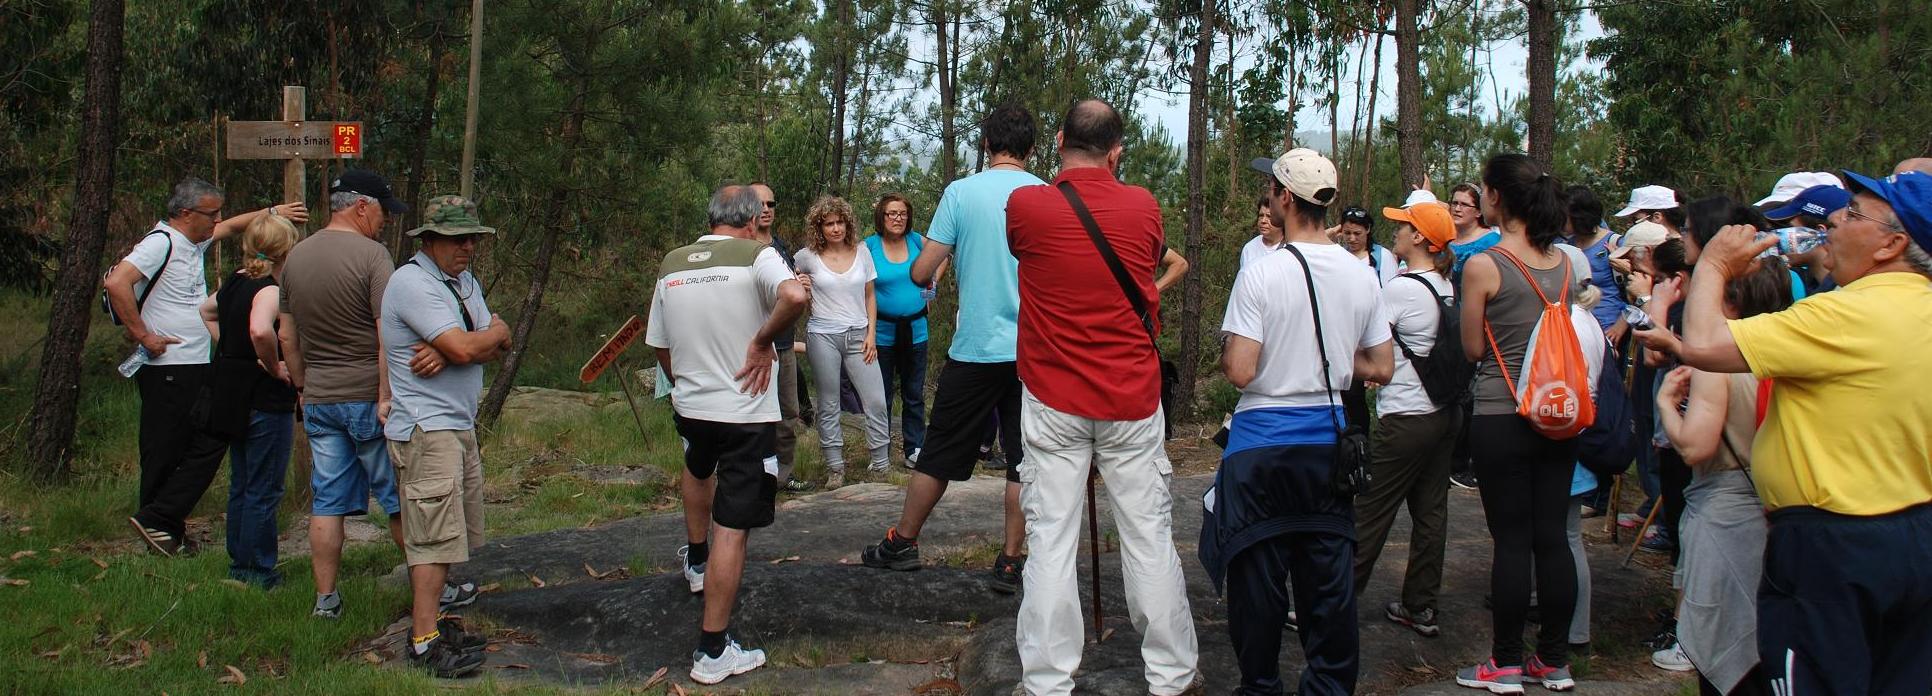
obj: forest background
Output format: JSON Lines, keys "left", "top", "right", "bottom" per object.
{"left": 0, "top": 0, "right": 1927, "bottom": 691}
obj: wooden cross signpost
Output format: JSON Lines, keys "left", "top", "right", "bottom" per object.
{"left": 580, "top": 315, "right": 654, "bottom": 445}
{"left": 224, "top": 86, "right": 364, "bottom": 205}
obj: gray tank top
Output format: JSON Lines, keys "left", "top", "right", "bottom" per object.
{"left": 1473, "top": 247, "right": 1575, "bottom": 416}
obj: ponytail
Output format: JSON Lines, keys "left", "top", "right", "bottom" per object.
{"left": 1481, "top": 153, "right": 1569, "bottom": 250}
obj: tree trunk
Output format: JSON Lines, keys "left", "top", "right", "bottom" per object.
{"left": 1395, "top": 0, "right": 1424, "bottom": 188}
{"left": 1176, "top": 0, "right": 1217, "bottom": 419}
{"left": 24, "top": 0, "right": 125, "bottom": 481}
{"left": 934, "top": 0, "right": 955, "bottom": 183}
{"left": 756, "top": 44, "right": 770, "bottom": 182}
{"left": 1328, "top": 38, "right": 1339, "bottom": 158}
{"left": 1284, "top": 38, "right": 1298, "bottom": 151}
{"left": 976, "top": 8, "right": 1012, "bottom": 174}
{"left": 1360, "top": 26, "right": 1385, "bottom": 197}
{"left": 477, "top": 81, "right": 588, "bottom": 428}
{"left": 826, "top": 0, "right": 852, "bottom": 192}
{"left": 1346, "top": 33, "right": 1370, "bottom": 177}
{"left": 847, "top": 54, "right": 872, "bottom": 193}
{"left": 1525, "top": 0, "right": 1557, "bottom": 165}
{"left": 397, "top": 5, "right": 449, "bottom": 260}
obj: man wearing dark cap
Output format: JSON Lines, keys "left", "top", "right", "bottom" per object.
{"left": 1202, "top": 149, "right": 1393, "bottom": 696}
{"left": 1764, "top": 184, "right": 1850, "bottom": 295}
{"left": 380, "top": 195, "right": 510, "bottom": 677}
{"left": 283, "top": 170, "right": 455, "bottom": 620}
{"left": 1656, "top": 170, "right": 1932, "bottom": 696}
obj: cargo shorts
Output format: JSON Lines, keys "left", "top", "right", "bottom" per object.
{"left": 388, "top": 427, "right": 485, "bottom": 566}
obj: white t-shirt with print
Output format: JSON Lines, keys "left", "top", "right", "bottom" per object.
{"left": 121, "top": 222, "right": 214, "bottom": 366}
{"left": 645, "top": 235, "right": 796, "bottom": 423}
{"left": 1221, "top": 241, "right": 1392, "bottom": 412}
{"left": 794, "top": 246, "right": 877, "bottom": 334}
{"left": 1378, "top": 270, "right": 1453, "bottom": 416}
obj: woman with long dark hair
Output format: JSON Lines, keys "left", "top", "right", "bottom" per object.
{"left": 1455, "top": 154, "right": 1582, "bottom": 693}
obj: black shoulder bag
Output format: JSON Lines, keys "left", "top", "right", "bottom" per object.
{"left": 1283, "top": 244, "right": 1373, "bottom": 498}
{"left": 1055, "top": 181, "right": 1179, "bottom": 437}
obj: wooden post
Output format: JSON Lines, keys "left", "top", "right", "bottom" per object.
{"left": 459, "top": 0, "right": 483, "bottom": 198}
{"left": 283, "top": 86, "right": 306, "bottom": 211}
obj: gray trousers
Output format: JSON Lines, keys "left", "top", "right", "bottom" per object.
{"left": 806, "top": 327, "right": 888, "bottom": 471}
{"left": 1352, "top": 407, "right": 1460, "bottom": 612}
{"left": 773, "top": 347, "right": 800, "bottom": 483}
{"left": 1567, "top": 499, "right": 1591, "bottom": 645}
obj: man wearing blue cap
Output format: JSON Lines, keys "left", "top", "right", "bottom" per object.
{"left": 1654, "top": 170, "right": 1932, "bottom": 696}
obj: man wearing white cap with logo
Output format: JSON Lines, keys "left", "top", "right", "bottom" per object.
{"left": 1615, "top": 185, "right": 1686, "bottom": 240}
{"left": 1202, "top": 148, "right": 1393, "bottom": 696}
{"left": 1754, "top": 171, "right": 1841, "bottom": 209}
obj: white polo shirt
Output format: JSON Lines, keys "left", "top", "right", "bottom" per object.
{"left": 120, "top": 221, "right": 214, "bottom": 366}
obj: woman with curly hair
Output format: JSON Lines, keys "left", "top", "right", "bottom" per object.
{"left": 795, "top": 195, "right": 889, "bottom": 487}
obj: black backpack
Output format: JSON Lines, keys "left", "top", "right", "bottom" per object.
{"left": 1391, "top": 273, "right": 1474, "bottom": 407}
{"left": 1575, "top": 340, "right": 1639, "bottom": 480}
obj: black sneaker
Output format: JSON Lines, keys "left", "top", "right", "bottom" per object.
{"left": 860, "top": 530, "right": 921, "bottom": 571}
{"left": 437, "top": 617, "right": 489, "bottom": 655}
{"left": 440, "top": 581, "right": 479, "bottom": 612}
{"left": 128, "top": 517, "right": 179, "bottom": 557}
{"left": 407, "top": 635, "right": 485, "bottom": 678}
{"left": 990, "top": 554, "right": 1025, "bottom": 594}
{"left": 1450, "top": 472, "right": 1480, "bottom": 490}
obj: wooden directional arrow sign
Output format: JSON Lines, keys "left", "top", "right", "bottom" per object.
{"left": 579, "top": 315, "right": 647, "bottom": 384}
{"left": 226, "top": 121, "right": 364, "bottom": 160}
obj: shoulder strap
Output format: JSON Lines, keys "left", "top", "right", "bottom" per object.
{"left": 1389, "top": 272, "right": 1444, "bottom": 361}
{"left": 1056, "top": 181, "right": 1157, "bottom": 347}
{"left": 134, "top": 229, "right": 173, "bottom": 309}
{"left": 1282, "top": 244, "right": 1346, "bottom": 437}
{"left": 403, "top": 259, "right": 475, "bottom": 331}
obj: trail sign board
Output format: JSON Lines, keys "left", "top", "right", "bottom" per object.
{"left": 226, "top": 121, "right": 364, "bottom": 159}
{"left": 580, "top": 315, "right": 647, "bottom": 384}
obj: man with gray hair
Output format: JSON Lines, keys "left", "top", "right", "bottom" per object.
{"left": 107, "top": 177, "right": 307, "bottom": 555}
{"left": 280, "top": 169, "right": 464, "bottom": 620}
{"left": 647, "top": 184, "right": 810, "bottom": 685}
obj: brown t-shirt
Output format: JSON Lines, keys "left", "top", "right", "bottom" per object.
{"left": 282, "top": 229, "right": 392, "bottom": 403}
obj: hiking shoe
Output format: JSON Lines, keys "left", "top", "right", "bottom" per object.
{"left": 1385, "top": 602, "right": 1440, "bottom": 637}
{"left": 1651, "top": 642, "right": 1694, "bottom": 672}
{"left": 313, "top": 593, "right": 343, "bottom": 620}
{"left": 128, "top": 517, "right": 178, "bottom": 557}
{"left": 1283, "top": 610, "right": 1300, "bottom": 633}
{"left": 782, "top": 478, "right": 817, "bottom": 493}
{"left": 678, "top": 545, "right": 706, "bottom": 594}
{"left": 437, "top": 617, "right": 489, "bottom": 655}
{"left": 1456, "top": 658, "right": 1525, "bottom": 694}
{"left": 906, "top": 448, "right": 921, "bottom": 466}
{"left": 1616, "top": 512, "right": 1642, "bottom": 528}
{"left": 990, "top": 554, "right": 1025, "bottom": 594}
{"left": 690, "top": 637, "right": 766, "bottom": 685}
{"left": 440, "top": 581, "right": 479, "bottom": 611}
{"left": 860, "top": 530, "right": 921, "bottom": 571}
{"left": 825, "top": 470, "right": 845, "bottom": 489}
{"left": 1525, "top": 655, "right": 1574, "bottom": 691}
{"left": 408, "top": 634, "right": 485, "bottom": 678}
{"left": 1450, "top": 473, "right": 1480, "bottom": 490}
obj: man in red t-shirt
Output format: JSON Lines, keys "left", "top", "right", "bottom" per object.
{"left": 1005, "top": 99, "right": 1200, "bottom": 696}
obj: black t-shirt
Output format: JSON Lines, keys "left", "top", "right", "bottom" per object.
{"left": 214, "top": 271, "right": 298, "bottom": 412}
{"left": 768, "top": 235, "right": 799, "bottom": 351}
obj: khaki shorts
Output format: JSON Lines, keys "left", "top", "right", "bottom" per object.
{"left": 388, "top": 427, "right": 484, "bottom": 566}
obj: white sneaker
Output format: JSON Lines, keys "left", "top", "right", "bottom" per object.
{"left": 907, "top": 448, "right": 921, "bottom": 465}
{"left": 1651, "top": 643, "right": 1694, "bottom": 672}
{"left": 677, "top": 545, "right": 705, "bottom": 594}
{"left": 690, "top": 638, "right": 766, "bottom": 684}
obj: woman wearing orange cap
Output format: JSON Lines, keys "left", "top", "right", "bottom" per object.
{"left": 1351, "top": 201, "right": 1464, "bottom": 640}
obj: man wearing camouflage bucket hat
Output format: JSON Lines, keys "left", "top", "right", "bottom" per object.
{"left": 379, "top": 194, "right": 513, "bottom": 678}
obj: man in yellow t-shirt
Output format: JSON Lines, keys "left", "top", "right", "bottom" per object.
{"left": 1651, "top": 169, "right": 1932, "bottom": 696}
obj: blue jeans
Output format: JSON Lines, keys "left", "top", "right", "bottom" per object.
{"left": 227, "top": 410, "right": 293, "bottom": 587}
{"left": 304, "top": 401, "right": 399, "bottom": 517}
{"left": 876, "top": 341, "right": 928, "bottom": 455}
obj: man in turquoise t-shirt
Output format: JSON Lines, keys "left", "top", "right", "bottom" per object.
{"left": 859, "top": 104, "right": 1042, "bottom": 595}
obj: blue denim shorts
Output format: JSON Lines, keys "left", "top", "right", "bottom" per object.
{"left": 304, "top": 401, "right": 400, "bottom": 516}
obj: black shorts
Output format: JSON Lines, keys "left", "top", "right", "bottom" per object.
{"left": 674, "top": 415, "right": 778, "bottom": 530}
{"left": 915, "top": 359, "right": 1022, "bottom": 483}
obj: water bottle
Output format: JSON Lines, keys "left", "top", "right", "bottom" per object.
{"left": 118, "top": 346, "right": 152, "bottom": 378}
{"left": 919, "top": 286, "right": 937, "bottom": 301}
{"left": 1759, "top": 227, "right": 1825, "bottom": 259}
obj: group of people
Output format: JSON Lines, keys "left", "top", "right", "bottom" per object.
{"left": 105, "top": 94, "right": 1932, "bottom": 696}
{"left": 109, "top": 171, "right": 511, "bottom": 676}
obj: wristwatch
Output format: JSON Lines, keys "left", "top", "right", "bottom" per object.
{"left": 1632, "top": 295, "right": 1652, "bottom": 308}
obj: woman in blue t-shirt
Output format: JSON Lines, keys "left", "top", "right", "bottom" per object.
{"left": 863, "top": 193, "right": 945, "bottom": 464}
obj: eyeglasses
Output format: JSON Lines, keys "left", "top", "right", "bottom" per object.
{"left": 762, "top": 201, "right": 777, "bottom": 210}
{"left": 1843, "top": 204, "right": 1904, "bottom": 232}
{"left": 884, "top": 211, "right": 909, "bottom": 219}
{"left": 188, "top": 206, "right": 223, "bottom": 219}
{"left": 1447, "top": 201, "right": 1476, "bottom": 211}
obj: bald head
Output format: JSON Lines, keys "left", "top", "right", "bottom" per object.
{"left": 1895, "top": 158, "right": 1932, "bottom": 176}
{"left": 1059, "top": 99, "right": 1124, "bottom": 162}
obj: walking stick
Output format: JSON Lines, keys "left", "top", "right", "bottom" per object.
{"left": 1605, "top": 473, "right": 1624, "bottom": 542}
{"left": 1621, "top": 494, "right": 1664, "bottom": 569}
{"left": 1087, "top": 468, "right": 1103, "bottom": 639}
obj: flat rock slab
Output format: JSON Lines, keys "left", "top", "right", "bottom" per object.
{"left": 382, "top": 466, "right": 1675, "bottom": 695}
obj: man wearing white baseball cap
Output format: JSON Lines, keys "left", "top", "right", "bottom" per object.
{"left": 1753, "top": 171, "right": 1841, "bottom": 208}
{"left": 1210, "top": 148, "right": 1394, "bottom": 696}
{"left": 1614, "top": 184, "right": 1683, "bottom": 219}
